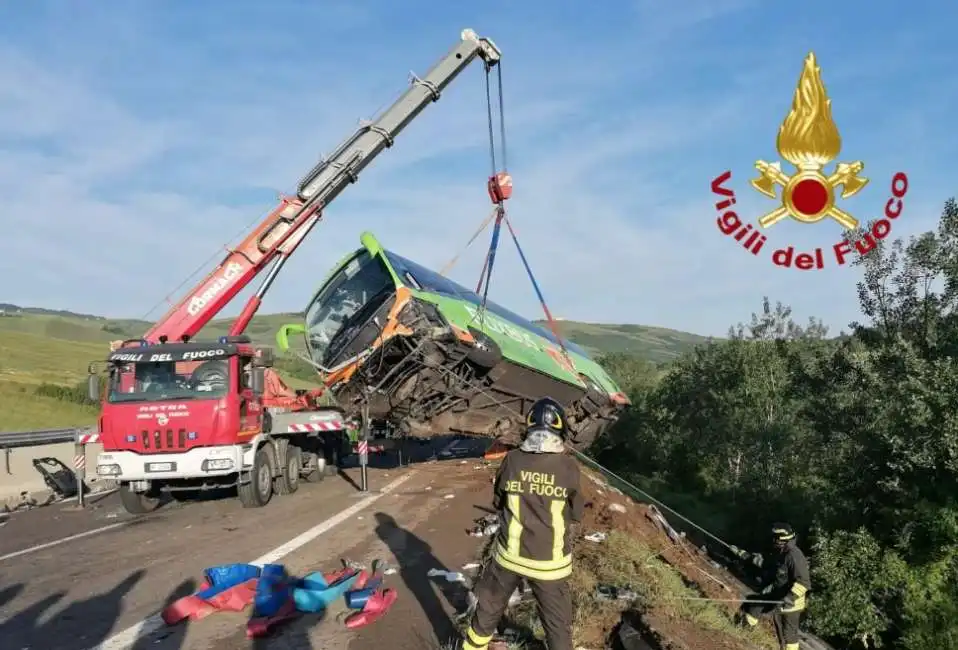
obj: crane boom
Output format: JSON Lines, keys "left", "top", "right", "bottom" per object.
{"left": 142, "top": 29, "right": 501, "bottom": 345}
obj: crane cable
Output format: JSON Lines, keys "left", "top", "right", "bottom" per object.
{"left": 470, "top": 63, "right": 574, "bottom": 370}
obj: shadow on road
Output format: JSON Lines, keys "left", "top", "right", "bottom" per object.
{"left": 0, "top": 569, "right": 197, "bottom": 650}
{"left": 374, "top": 511, "right": 468, "bottom": 647}
{"left": 250, "top": 606, "right": 326, "bottom": 650}
{"left": 0, "top": 582, "right": 24, "bottom": 608}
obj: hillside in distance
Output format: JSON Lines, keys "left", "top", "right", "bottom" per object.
{"left": 0, "top": 304, "right": 711, "bottom": 363}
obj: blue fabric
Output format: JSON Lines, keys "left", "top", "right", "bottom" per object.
{"left": 344, "top": 578, "right": 383, "bottom": 610}
{"left": 194, "top": 564, "right": 261, "bottom": 601}
{"left": 254, "top": 564, "right": 291, "bottom": 617}
{"left": 293, "top": 571, "right": 362, "bottom": 613}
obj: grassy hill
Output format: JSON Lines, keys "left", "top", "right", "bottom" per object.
{"left": 0, "top": 305, "right": 711, "bottom": 430}
{"left": 539, "top": 320, "right": 711, "bottom": 363}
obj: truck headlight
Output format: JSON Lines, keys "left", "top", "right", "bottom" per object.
{"left": 202, "top": 459, "right": 234, "bottom": 471}
{"left": 97, "top": 464, "right": 122, "bottom": 476}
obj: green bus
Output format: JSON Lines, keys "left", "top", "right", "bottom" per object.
{"left": 278, "top": 232, "right": 629, "bottom": 450}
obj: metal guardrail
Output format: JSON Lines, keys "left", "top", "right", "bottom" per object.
{"left": 0, "top": 427, "right": 91, "bottom": 448}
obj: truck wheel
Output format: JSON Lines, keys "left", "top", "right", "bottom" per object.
{"left": 274, "top": 441, "right": 301, "bottom": 495}
{"left": 238, "top": 446, "right": 273, "bottom": 508}
{"left": 301, "top": 451, "right": 326, "bottom": 483}
{"left": 118, "top": 482, "right": 161, "bottom": 514}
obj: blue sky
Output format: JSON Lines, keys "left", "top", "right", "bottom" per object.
{"left": 0, "top": 1, "right": 955, "bottom": 337}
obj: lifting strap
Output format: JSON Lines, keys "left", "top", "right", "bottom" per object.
{"left": 502, "top": 214, "right": 573, "bottom": 364}
{"left": 438, "top": 208, "right": 497, "bottom": 277}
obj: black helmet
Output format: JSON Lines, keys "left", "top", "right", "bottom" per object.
{"left": 772, "top": 522, "right": 796, "bottom": 546}
{"left": 525, "top": 397, "right": 568, "bottom": 439}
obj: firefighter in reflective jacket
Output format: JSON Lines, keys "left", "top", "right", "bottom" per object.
{"left": 462, "top": 397, "right": 584, "bottom": 650}
{"left": 733, "top": 523, "right": 811, "bottom": 650}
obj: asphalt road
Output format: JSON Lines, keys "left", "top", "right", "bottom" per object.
{"left": 0, "top": 435, "right": 493, "bottom": 650}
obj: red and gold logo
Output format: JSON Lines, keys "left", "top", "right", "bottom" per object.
{"left": 711, "top": 52, "right": 908, "bottom": 270}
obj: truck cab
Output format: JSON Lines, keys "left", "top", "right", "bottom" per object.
{"left": 91, "top": 336, "right": 274, "bottom": 512}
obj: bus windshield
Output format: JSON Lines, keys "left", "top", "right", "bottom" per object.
{"left": 107, "top": 359, "right": 231, "bottom": 403}
{"left": 304, "top": 251, "right": 396, "bottom": 365}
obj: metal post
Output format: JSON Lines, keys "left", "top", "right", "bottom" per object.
{"left": 359, "top": 401, "right": 369, "bottom": 492}
{"left": 74, "top": 440, "right": 86, "bottom": 508}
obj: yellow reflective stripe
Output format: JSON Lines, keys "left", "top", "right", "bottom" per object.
{"left": 495, "top": 544, "right": 572, "bottom": 571}
{"left": 790, "top": 583, "right": 808, "bottom": 596}
{"left": 506, "top": 494, "right": 523, "bottom": 556}
{"left": 550, "top": 499, "right": 566, "bottom": 562}
{"left": 467, "top": 627, "right": 493, "bottom": 647}
{"left": 494, "top": 552, "right": 572, "bottom": 580}
{"left": 781, "top": 596, "right": 805, "bottom": 612}
{"left": 745, "top": 614, "right": 759, "bottom": 626}
{"left": 785, "top": 644, "right": 800, "bottom": 650}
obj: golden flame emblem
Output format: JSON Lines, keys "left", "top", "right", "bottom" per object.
{"left": 750, "top": 52, "right": 868, "bottom": 229}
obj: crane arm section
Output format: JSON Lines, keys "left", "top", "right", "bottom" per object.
{"left": 142, "top": 29, "right": 502, "bottom": 345}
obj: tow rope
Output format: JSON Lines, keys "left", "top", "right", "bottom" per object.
{"left": 572, "top": 449, "right": 740, "bottom": 554}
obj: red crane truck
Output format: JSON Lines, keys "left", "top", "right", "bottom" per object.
{"left": 88, "top": 29, "right": 503, "bottom": 514}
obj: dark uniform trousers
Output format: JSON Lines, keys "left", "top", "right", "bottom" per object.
{"left": 463, "top": 560, "right": 573, "bottom": 650}
{"left": 740, "top": 595, "right": 800, "bottom": 650}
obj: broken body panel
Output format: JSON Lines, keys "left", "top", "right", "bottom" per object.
{"left": 278, "top": 232, "right": 629, "bottom": 450}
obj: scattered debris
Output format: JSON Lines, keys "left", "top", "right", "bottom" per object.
{"left": 427, "top": 568, "right": 468, "bottom": 584}
{"left": 161, "top": 558, "right": 397, "bottom": 637}
{"left": 462, "top": 562, "right": 481, "bottom": 571}
{"left": 584, "top": 531, "right": 607, "bottom": 543}
{"left": 469, "top": 514, "right": 499, "bottom": 537}
{"left": 596, "top": 584, "right": 639, "bottom": 602}
{"left": 644, "top": 505, "right": 683, "bottom": 544}
{"left": 444, "top": 494, "right": 455, "bottom": 499}
{"left": 608, "top": 503, "right": 627, "bottom": 514}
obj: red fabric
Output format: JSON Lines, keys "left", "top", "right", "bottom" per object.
{"left": 206, "top": 578, "right": 258, "bottom": 611}
{"left": 162, "top": 596, "right": 216, "bottom": 625}
{"left": 352, "top": 570, "right": 370, "bottom": 591}
{"left": 344, "top": 589, "right": 398, "bottom": 629}
{"left": 161, "top": 578, "right": 258, "bottom": 625}
{"left": 246, "top": 599, "right": 298, "bottom": 638}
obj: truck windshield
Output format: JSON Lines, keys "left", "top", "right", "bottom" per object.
{"left": 305, "top": 250, "right": 395, "bottom": 365}
{"left": 107, "top": 359, "right": 231, "bottom": 403}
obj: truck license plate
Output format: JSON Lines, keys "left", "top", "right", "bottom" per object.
{"left": 146, "top": 462, "right": 175, "bottom": 472}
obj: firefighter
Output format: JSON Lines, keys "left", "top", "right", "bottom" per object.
{"left": 462, "top": 397, "right": 584, "bottom": 650}
{"left": 733, "top": 522, "right": 811, "bottom": 650}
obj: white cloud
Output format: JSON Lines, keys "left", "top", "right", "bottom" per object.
{"left": 0, "top": 2, "right": 955, "bottom": 339}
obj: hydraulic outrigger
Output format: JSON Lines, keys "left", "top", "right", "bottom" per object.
{"left": 91, "top": 29, "right": 503, "bottom": 514}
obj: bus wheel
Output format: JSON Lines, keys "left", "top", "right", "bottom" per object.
{"left": 238, "top": 446, "right": 273, "bottom": 508}
{"left": 274, "top": 440, "right": 301, "bottom": 495}
{"left": 118, "top": 482, "right": 161, "bottom": 514}
{"left": 301, "top": 450, "right": 326, "bottom": 483}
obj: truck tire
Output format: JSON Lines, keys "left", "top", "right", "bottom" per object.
{"left": 238, "top": 446, "right": 273, "bottom": 508}
{"left": 274, "top": 440, "right": 301, "bottom": 496}
{"left": 118, "top": 482, "right": 161, "bottom": 514}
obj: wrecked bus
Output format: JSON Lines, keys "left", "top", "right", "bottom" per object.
{"left": 277, "top": 232, "right": 629, "bottom": 450}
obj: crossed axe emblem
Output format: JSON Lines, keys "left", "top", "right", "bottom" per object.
{"left": 750, "top": 160, "right": 868, "bottom": 229}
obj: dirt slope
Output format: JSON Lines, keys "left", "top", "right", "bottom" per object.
{"left": 565, "top": 468, "right": 777, "bottom": 649}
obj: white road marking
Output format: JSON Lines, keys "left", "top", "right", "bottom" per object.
{"left": 87, "top": 470, "right": 417, "bottom": 650}
{"left": 0, "top": 522, "right": 129, "bottom": 563}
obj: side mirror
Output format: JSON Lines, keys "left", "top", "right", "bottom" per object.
{"left": 276, "top": 324, "right": 308, "bottom": 352}
{"left": 250, "top": 367, "right": 266, "bottom": 396}
{"left": 87, "top": 374, "right": 101, "bottom": 402}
